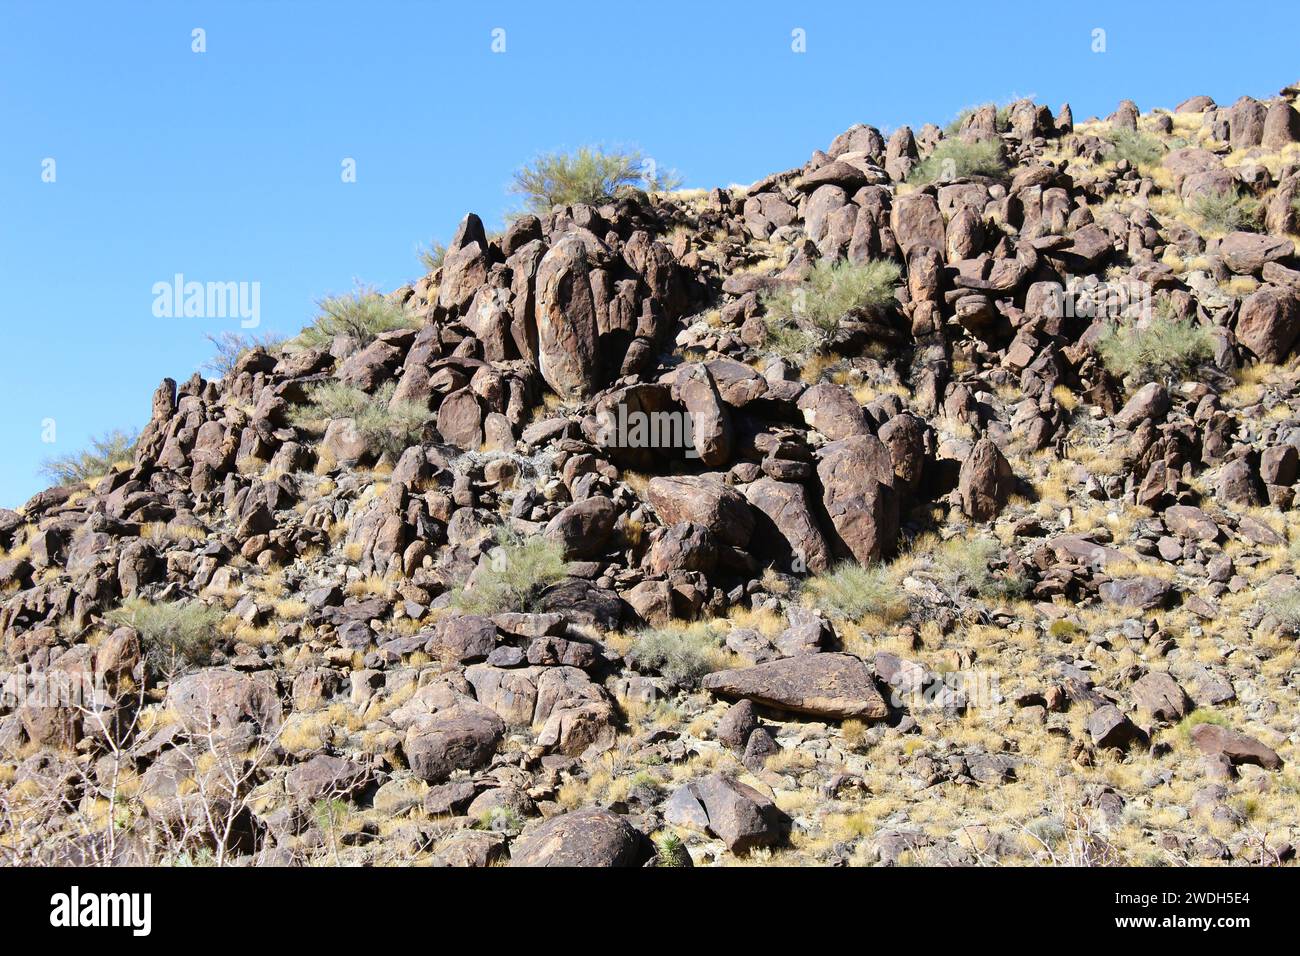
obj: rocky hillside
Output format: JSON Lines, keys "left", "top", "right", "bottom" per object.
{"left": 4, "top": 84, "right": 1300, "bottom": 867}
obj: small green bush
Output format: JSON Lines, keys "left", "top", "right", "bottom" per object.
{"left": 107, "top": 598, "right": 222, "bottom": 675}
{"left": 1176, "top": 708, "right": 1230, "bottom": 744}
{"left": 762, "top": 258, "right": 901, "bottom": 355}
{"left": 1104, "top": 128, "right": 1166, "bottom": 168}
{"left": 907, "top": 139, "right": 1007, "bottom": 185}
{"left": 805, "top": 562, "right": 907, "bottom": 623}
{"left": 417, "top": 240, "right": 447, "bottom": 273}
{"left": 1095, "top": 308, "right": 1213, "bottom": 385}
{"left": 511, "top": 146, "right": 681, "bottom": 214}
{"left": 451, "top": 528, "right": 570, "bottom": 615}
{"left": 40, "top": 430, "right": 138, "bottom": 486}
{"left": 626, "top": 624, "right": 727, "bottom": 690}
{"left": 203, "top": 331, "right": 286, "bottom": 379}
{"left": 1269, "top": 588, "right": 1300, "bottom": 636}
{"left": 931, "top": 537, "right": 1027, "bottom": 602}
{"left": 1188, "top": 188, "right": 1262, "bottom": 233}
{"left": 654, "top": 832, "right": 692, "bottom": 867}
{"left": 292, "top": 382, "right": 429, "bottom": 460}
{"left": 296, "top": 286, "right": 418, "bottom": 350}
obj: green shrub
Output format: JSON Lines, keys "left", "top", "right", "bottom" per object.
{"left": 805, "top": 562, "right": 907, "bottom": 623}
{"left": 1189, "top": 188, "right": 1262, "bottom": 233}
{"left": 417, "top": 240, "right": 447, "bottom": 273}
{"left": 1104, "top": 128, "right": 1166, "bottom": 168}
{"left": 40, "top": 430, "right": 138, "bottom": 486}
{"left": 1095, "top": 307, "right": 1213, "bottom": 385}
{"left": 931, "top": 537, "right": 1027, "bottom": 602}
{"left": 762, "top": 258, "right": 901, "bottom": 354}
{"left": 1269, "top": 588, "right": 1300, "bottom": 636}
{"left": 203, "top": 331, "right": 286, "bottom": 379}
{"left": 106, "top": 598, "right": 222, "bottom": 675}
{"left": 1176, "top": 708, "right": 1230, "bottom": 744}
{"left": 296, "top": 286, "right": 418, "bottom": 350}
{"left": 292, "top": 382, "right": 429, "bottom": 460}
{"left": 654, "top": 832, "right": 692, "bottom": 867}
{"left": 907, "top": 138, "right": 1007, "bottom": 185}
{"left": 1048, "top": 619, "right": 1081, "bottom": 640}
{"left": 451, "top": 528, "right": 570, "bottom": 615}
{"left": 510, "top": 146, "right": 681, "bottom": 214}
{"left": 626, "top": 624, "right": 727, "bottom": 690}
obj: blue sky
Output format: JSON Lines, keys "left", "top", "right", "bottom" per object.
{"left": 3, "top": 0, "right": 1298, "bottom": 507}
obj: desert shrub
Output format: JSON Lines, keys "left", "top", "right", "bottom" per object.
{"left": 626, "top": 624, "right": 727, "bottom": 690}
{"left": 511, "top": 146, "right": 680, "bottom": 213}
{"left": 451, "top": 528, "right": 570, "bottom": 615}
{"left": 1269, "top": 588, "right": 1300, "bottom": 636}
{"left": 654, "top": 832, "right": 692, "bottom": 867}
{"left": 203, "top": 331, "right": 286, "bottom": 379}
{"left": 1189, "top": 187, "right": 1262, "bottom": 233}
{"left": 1095, "top": 307, "right": 1213, "bottom": 385}
{"left": 805, "top": 562, "right": 907, "bottom": 623}
{"left": 417, "top": 240, "right": 447, "bottom": 273}
{"left": 292, "top": 382, "right": 428, "bottom": 460}
{"left": 107, "top": 598, "right": 222, "bottom": 675}
{"left": 296, "top": 286, "right": 418, "bottom": 350}
{"left": 40, "top": 429, "right": 138, "bottom": 486}
{"left": 931, "top": 537, "right": 1027, "bottom": 602}
{"left": 907, "top": 138, "right": 1007, "bottom": 185}
{"left": 1048, "top": 619, "right": 1081, "bottom": 640}
{"left": 1104, "top": 128, "right": 1166, "bottom": 168}
{"left": 762, "top": 258, "right": 901, "bottom": 354}
{"left": 1176, "top": 708, "right": 1230, "bottom": 744}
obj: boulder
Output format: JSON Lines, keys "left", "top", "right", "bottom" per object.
{"left": 743, "top": 477, "right": 833, "bottom": 574}
{"left": 1131, "top": 671, "right": 1191, "bottom": 722}
{"left": 1237, "top": 286, "right": 1300, "bottom": 363}
{"left": 702, "top": 653, "right": 889, "bottom": 720}
{"left": 664, "top": 773, "right": 789, "bottom": 853}
{"left": 1190, "top": 723, "right": 1282, "bottom": 769}
{"left": 403, "top": 702, "right": 505, "bottom": 783}
{"left": 958, "top": 438, "right": 1014, "bottom": 521}
{"left": 510, "top": 808, "right": 646, "bottom": 867}
{"left": 817, "top": 435, "right": 899, "bottom": 563}
{"left": 797, "top": 383, "right": 871, "bottom": 440}
{"left": 544, "top": 496, "right": 618, "bottom": 559}
{"left": 646, "top": 476, "right": 754, "bottom": 548}
{"left": 535, "top": 237, "right": 600, "bottom": 399}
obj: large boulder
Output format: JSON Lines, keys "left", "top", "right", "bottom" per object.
{"left": 403, "top": 701, "right": 505, "bottom": 783}
{"left": 1219, "top": 232, "right": 1294, "bottom": 275}
{"left": 1237, "top": 286, "right": 1300, "bottom": 363}
{"left": 646, "top": 475, "right": 754, "bottom": 548}
{"left": 510, "top": 808, "right": 646, "bottom": 867}
{"left": 535, "top": 237, "right": 600, "bottom": 399}
{"left": 168, "top": 668, "right": 282, "bottom": 737}
{"left": 743, "top": 477, "right": 833, "bottom": 574}
{"left": 816, "top": 435, "right": 899, "bottom": 563}
{"left": 797, "top": 383, "right": 871, "bottom": 441}
{"left": 664, "top": 773, "right": 789, "bottom": 853}
{"left": 1190, "top": 723, "right": 1282, "bottom": 769}
{"left": 702, "top": 653, "right": 889, "bottom": 720}
{"left": 544, "top": 496, "right": 618, "bottom": 559}
{"left": 674, "top": 364, "right": 733, "bottom": 467}
{"left": 957, "top": 438, "right": 1014, "bottom": 521}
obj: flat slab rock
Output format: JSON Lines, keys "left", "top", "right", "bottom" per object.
{"left": 702, "top": 652, "right": 889, "bottom": 720}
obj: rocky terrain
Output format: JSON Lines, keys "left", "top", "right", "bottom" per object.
{"left": 4, "top": 82, "right": 1300, "bottom": 867}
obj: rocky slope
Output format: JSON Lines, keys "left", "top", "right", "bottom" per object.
{"left": 4, "top": 84, "right": 1300, "bottom": 867}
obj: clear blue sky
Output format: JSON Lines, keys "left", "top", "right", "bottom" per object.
{"left": 3, "top": 0, "right": 1298, "bottom": 507}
